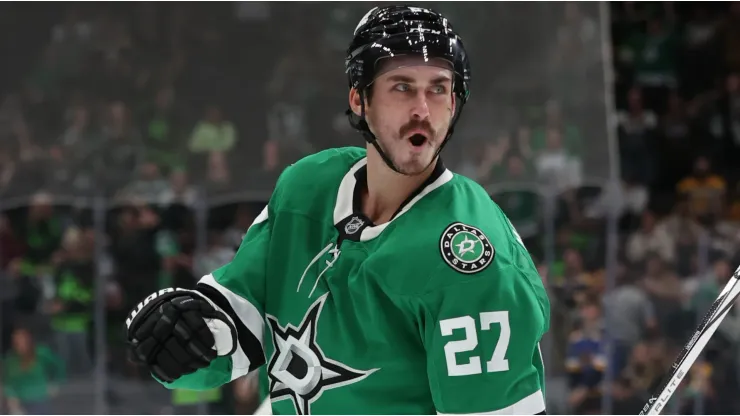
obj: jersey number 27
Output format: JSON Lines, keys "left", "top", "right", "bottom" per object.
{"left": 440, "top": 311, "right": 510, "bottom": 376}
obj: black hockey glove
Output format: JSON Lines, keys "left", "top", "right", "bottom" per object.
{"left": 125, "top": 288, "right": 238, "bottom": 383}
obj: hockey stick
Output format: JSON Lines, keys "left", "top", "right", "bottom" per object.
{"left": 639, "top": 265, "right": 740, "bottom": 415}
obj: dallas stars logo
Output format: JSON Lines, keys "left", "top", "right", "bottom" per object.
{"left": 266, "top": 294, "right": 376, "bottom": 415}
{"left": 439, "top": 222, "right": 494, "bottom": 274}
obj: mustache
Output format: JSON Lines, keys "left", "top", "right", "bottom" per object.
{"left": 399, "top": 119, "right": 435, "bottom": 139}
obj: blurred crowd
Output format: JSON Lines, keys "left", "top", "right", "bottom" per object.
{"left": 540, "top": 2, "right": 740, "bottom": 414}
{"left": 1, "top": 1, "right": 740, "bottom": 415}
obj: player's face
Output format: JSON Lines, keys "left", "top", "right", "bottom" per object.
{"left": 352, "top": 57, "right": 456, "bottom": 176}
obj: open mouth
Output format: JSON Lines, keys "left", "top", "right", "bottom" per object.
{"left": 408, "top": 133, "right": 428, "bottom": 147}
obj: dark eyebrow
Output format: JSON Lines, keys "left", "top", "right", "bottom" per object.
{"left": 385, "top": 74, "right": 453, "bottom": 84}
{"left": 386, "top": 74, "right": 416, "bottom": 84}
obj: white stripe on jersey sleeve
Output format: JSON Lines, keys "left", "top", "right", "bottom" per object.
{"left": 436, "top": 389, "right": 545, "bottom": 415}
{"left": 199, "top": 273, "right": 265, "bottom": 381}
{"left": 254, "top": 397, "right": 274, "bottom": 415}
{"left": 251, "top": 206, "right": 269, "bottom": 228}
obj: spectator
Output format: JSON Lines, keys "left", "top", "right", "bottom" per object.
{"left": 265, "top": 101, "right": 315, "bottom": 168}
{"left": 726, "top": 181, "right": 740, "bottom": 223}
{"left": 513, "top": 125, "right": 534, "bottom": 163}
{"left": 641, "top": 254, "right": 684, "bottom": 339}
{"left": 603, "top": 267, "right": 657, "bottom": 376}
{"left": 205, "top": 150, "right": 232, "bottom": 193}
{"left": 534, "top": 128, "right": 582, "bottom": 192}
{"left": 455, "top": 141, "right": 485, "bottom": 182}
{"left": 49, "top": 226, "right": 95, "bottom": 377}
{"left": 491, "top": 155, "right": 539, "bottom": 240}
{"left": 48, "top": 104, "right": 99, "bottom": 193}
{"left": 622, "top": 337, "right": 666, "bottom": 397}
{"left": 25, "top": 45, "right": 65, "bottom": 106}
{"left": 657, "top": 198, "right": 704, "bottom": 245}
{"left": 610, "top": 376, "right": 646, "bottom": 415}
{"left": 120, "top": 161, "right": 170, "bottom": 203}
{"left": 676, "top": 155, "right": 726, "bottom": 224}
{"left": 472, "top": 132, "right": 513, "bottom": 183}
{"left": 552, "top": 248, "right": 594, "bottom": 305}
{"left": 139, "top": 86, "right": 184, "bottom": 172}
{"left": 549, "top": 248, "right": 593, "bottom": 379}
{"left": 664, "top": 203, "right": 706, "bottom": 280}
{"left": 532, "top": 99, "right": 583, "bottom": 158}
{"left": 18, "top": 192, "right": 64, "bottom": 284}
{"left": 2, "top": 327, "right": 65, "bottom": 415}
{"left": 620, "top": 15, "right": 680, "bottom": 108}
{"left": 626, "top": 210, "right": 675, "bottom": 264}
{"left": 660, "top": 91, "right": 691, "bottom": 144}
{"left": 97, "top": 100, "right": 145, "bottom": 195}
{"left": 565, "top": 298, "right": 605, "bottom": 414}
{"left": 584, "top": 174, "right": 649, "bottom": 227}
{"left": 189, "top": 105, "right": 237, "bottom": 154}
{"left": 188, "top": 105, "right": 236, "bottom": 191}
{"left": 110, "top": 203, "right": 161, "bottom": 319}
{"left": 157, "top": 206, "right": 196, "bottom": 290}
{"left": 50, "top": 7, "right": 93, "bottom": 49}
{"left": 691, "top": 257, "right": 733, "bottom": 323}
{"left": 618, "top": 87, "right": 657, "bottom": 185}
{"left": 261, "top": 137, "right": 283, "bottom": 174}
{"left": 159, "top": 168, "right": 198, "bottom": 209}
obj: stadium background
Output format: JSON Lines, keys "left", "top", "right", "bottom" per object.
{"left": 0, "top": 1, "right": 739, "bottom": 414}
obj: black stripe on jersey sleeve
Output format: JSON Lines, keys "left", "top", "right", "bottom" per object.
{"left": 196, "top": 283, "right": 266, "bottom": 371}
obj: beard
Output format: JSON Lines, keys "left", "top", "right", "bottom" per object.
{"left": 373, "top": 132, "right": 441, "bottom": 176}
{"left": 372, "top": 118, "right": 445, "bottom": 176}
{"left": 392, "top": 145, "right": 438, "bottom": 175}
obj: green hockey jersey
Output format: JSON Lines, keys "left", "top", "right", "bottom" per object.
{"left": 160, "top": 147, "right": 550, "bottom": 415}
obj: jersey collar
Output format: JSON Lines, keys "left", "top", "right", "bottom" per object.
{"left": 333, "top": 157, "right": 453, "bottom": 242}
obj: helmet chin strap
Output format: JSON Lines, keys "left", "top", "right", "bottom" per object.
{"left": 356, "top": 90, "right": 405, "bottom": 175}
{"left": 352, "top": 90, "right": 465, "bottom": 176}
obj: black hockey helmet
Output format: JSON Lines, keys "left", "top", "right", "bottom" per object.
{"left": 345, "top": 5, "right": 472, "bottom": 173}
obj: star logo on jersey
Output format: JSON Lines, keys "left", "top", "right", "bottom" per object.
{"left": 265, "top": 294, "right": 376, "bottom": 415}
{"left": 439, "top": 222, "right": 494, "bottom": 274}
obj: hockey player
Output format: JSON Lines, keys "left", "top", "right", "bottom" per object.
{"left": 125, "top": 5, "right": 550, "bottom": 415}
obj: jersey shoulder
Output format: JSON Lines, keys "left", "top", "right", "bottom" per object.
{"left": 382, "top": 172, "right": 541, "bottom": 296}
{"left": 273, "top": 147, "right": 366, "bottom": 211}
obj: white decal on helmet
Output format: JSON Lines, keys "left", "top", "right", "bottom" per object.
{"left": 355, "top": 7, "right": 378, "bottom": 35}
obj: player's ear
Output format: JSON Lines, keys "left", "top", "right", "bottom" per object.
{"left": 349, "top": 88, "right": 363, "bottom": 117}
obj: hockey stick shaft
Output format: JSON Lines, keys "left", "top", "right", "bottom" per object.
{"left": 639, "top": 267, "right": 740, "bottom": 415}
